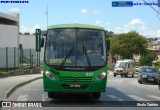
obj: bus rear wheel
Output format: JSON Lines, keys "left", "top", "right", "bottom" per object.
{"left": 92, "top": 92, "right": 101, "bottom": 99}
{"left": 48, "top": 92, "right": 55, "bottom": 98}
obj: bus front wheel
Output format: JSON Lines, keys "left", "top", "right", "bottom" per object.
{"left": 48, "top": 92, "right": 55, "bottom": 98}
{"left": 92, "top": 92, "right": 101, "bottom": 99}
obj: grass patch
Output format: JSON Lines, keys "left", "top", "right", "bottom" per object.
{"left": 0, "top": 68, "right": 20, "bottom": 74}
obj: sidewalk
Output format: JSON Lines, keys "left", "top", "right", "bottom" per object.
{"left": 108, "top": 70, "right": 113, "bottom": 75}
{"left": 0, "top": 74, "right": 42, "bottom": 101}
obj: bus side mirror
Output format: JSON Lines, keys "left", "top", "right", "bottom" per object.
{"left": 40, "top": 34, "right": 47, "bottom": 48}
{"left": 106, "top": 39, "right": 110, "bottom": 51}
{"left": 105, "top": 30, "right": 111, "bottom": 51}
{"left": 40, "top": 38, "right": 44, "bottom": 47}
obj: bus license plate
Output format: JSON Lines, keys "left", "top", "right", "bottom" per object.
{"left": 70, "top": 84, "right": 80, "bottom": 88}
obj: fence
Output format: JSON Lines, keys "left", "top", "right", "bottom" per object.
{"left": 0, "top": 47, "right": 39, "bottom": 72}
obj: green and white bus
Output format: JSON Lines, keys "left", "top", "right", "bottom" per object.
{"left": 41, "top": 24, "right": 110, "bottom": 99}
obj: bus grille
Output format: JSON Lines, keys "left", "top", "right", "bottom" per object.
{"left": 58, "top": 76, "right": 93, "bottom": 82}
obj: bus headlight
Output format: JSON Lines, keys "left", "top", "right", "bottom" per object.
{"left": 96, "top": 72, "right": 107, "bottom": 81}
{"left": 45, "top": 71, "right": 56, "bottom": 80}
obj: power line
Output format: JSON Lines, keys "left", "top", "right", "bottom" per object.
{"left": 46, "top": 5, "right": 48, "bottom": 29}
{"left": 157, "top": 8, "right": 160, "bottom": 21}
{"left": 142, "top": 0, "right": 160, "bottom": 14}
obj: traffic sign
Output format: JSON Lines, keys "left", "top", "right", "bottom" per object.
{"left": 112, "top": 1, "right": 133, "bottom": 7}
{"left": 35, "top": 29, "right": 41, "bottom": 52}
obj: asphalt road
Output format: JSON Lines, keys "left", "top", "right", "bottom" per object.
{"left": 1, "top": 72, "right": 160, "bottom": 110}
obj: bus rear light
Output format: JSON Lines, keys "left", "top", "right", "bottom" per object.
{"left": 96, "top": 72, "right": 107, "bottom": 81}
{"left": 45, "top": 71, "right": 56, "bottom": 80}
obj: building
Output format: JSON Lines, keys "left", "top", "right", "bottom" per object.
{"left": 0, "top": 12, "right": 19, "bottom": 68}
{"left": 0, "top": 12, "right": 19, "bottom": 47}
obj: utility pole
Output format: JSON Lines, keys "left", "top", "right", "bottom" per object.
{"left": 46, "top": 5, "right": 48, "bottom": 29}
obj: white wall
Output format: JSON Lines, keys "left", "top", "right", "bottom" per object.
{"left": 19, "top": 35, "right": 44, "bottom": 61}
{"left": 0, "top": 24, "right": 18, "bottom": 47}
{"left": 0, "top": 24, "right": 19, "bottom": 68}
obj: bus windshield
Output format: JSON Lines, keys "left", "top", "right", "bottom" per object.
{"left": 45, "top": 28, "right": 106, "bottom": 68}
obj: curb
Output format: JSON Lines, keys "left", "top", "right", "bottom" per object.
{"left": 2, "top": 76, "right": 42, "bottom": 101}
{"left": 0, "top": 67, "right": 41, "bottom": 78}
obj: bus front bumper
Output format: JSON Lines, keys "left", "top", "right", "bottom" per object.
{"left": 43, "top": 76, "right": 107, "bottom": 93}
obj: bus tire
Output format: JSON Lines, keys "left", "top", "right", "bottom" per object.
{"left": 92, "top": 92, "right": 101, "bottom": 99}
{"left": 114, "top": 73, "right": 116, "bottom": 77}
{"left": 48, "top": 92, "right": 55, "bottom": 98}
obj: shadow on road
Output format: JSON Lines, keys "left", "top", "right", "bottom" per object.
{"left": 45, "top": 87, "right": 137, "bottom": 107}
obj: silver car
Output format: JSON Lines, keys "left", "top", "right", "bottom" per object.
{"left": 138, "top": 66, "right": 159, "bottom": 84}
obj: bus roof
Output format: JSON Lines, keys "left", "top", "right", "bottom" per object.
{"left": 48, "top": 24, "right": 105, "bottom": 30}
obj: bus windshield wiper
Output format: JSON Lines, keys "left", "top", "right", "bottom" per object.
{"left": 59, "top": 42, "right": 75, "bottom": 68}
{"left": 82, "top": 45, "right": 92, "bottom": 68}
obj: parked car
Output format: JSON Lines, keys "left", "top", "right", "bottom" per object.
{"left": 138, "top": 66, "right": 159, "bottom": 84}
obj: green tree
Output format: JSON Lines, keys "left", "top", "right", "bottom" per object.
{"left": 139, "top": 51, "right": 155, "bottom": 66}
{"left": 24, "top": 32, "right": 30, "bottom": 35}
{"left": 110, "top": 31, "right": 147, "bottom": 59}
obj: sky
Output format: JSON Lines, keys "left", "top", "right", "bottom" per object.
{"left": 0, "top": 0, "right": 160, "bottom": 37}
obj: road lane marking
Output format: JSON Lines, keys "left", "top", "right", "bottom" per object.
{"left": 127, "top": 95, "right": 148, "bottom": 101}
{"left": 42, "top": 94, "right": 49, "bottom": 101}
{"left": 17, "top": 95, "right": 28, "bottom": 101}
{"left": 147, "top": 95, "right": 160, "bottom": 100}
{"left": 107, "top": 95, "right": 124, "bottom": 101}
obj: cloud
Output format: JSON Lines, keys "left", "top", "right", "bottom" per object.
{"left": 123, "top": 24, "right": 136, "bottom": 33}
{"left": 95, "top": 20, "right": 101, "bottom": 25}
{"left": 30, "top": 24, "right": 42, "bottom": 34}
{"left": 114, "top": 27, "right": 121, "bottom": 33}
{"left": 105, "top": 22, "right": 111, "bottom": 26}
{"left": 92, "top": 10, "right": 101, "bottom": 14}
{"left": 139, "top": 25, "right": 147, "bottom": 30}
{"left": 121, "top": 18, "right": 145, "bottom": 33}
{"left": 20, "top": 24, "right": 46, "bottom": 34}
{"left": 80, "top": 9, "right": 101, "bottom": 15}
{"left": 106, "top": 18, "right": 158, "bottom": 38}
{"left": 80, "top": 9, "right": 89, "bottom": 14}
{"left": 9, "top": 8, "right": 20, "bottom": 12}
{"left": 129, "top": 18, "right": 145, "bottom": 26}
{"left": 156, "top": 29, "right": 160, "bottom": 37}
{"left": 20, "top": 26, "right": 30, "bottom": 33}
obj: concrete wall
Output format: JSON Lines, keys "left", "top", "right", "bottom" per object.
{"left": 0, "top": 24, "right": 18, "bottom": 47}
{"left": 19, "top": 35, "right": 44, "bottom": 61}
{"left": 19, "top": 35, "right": 35, "bottom": 49}
{"left": 0, "top": 24, "right": 19, "bottom": 68}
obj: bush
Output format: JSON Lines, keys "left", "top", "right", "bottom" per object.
{"left": 139, "top": 51, "right": 155, "bottom": 66}
{"left": 154, "top": 61, "right": 160, "bottom": 68}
